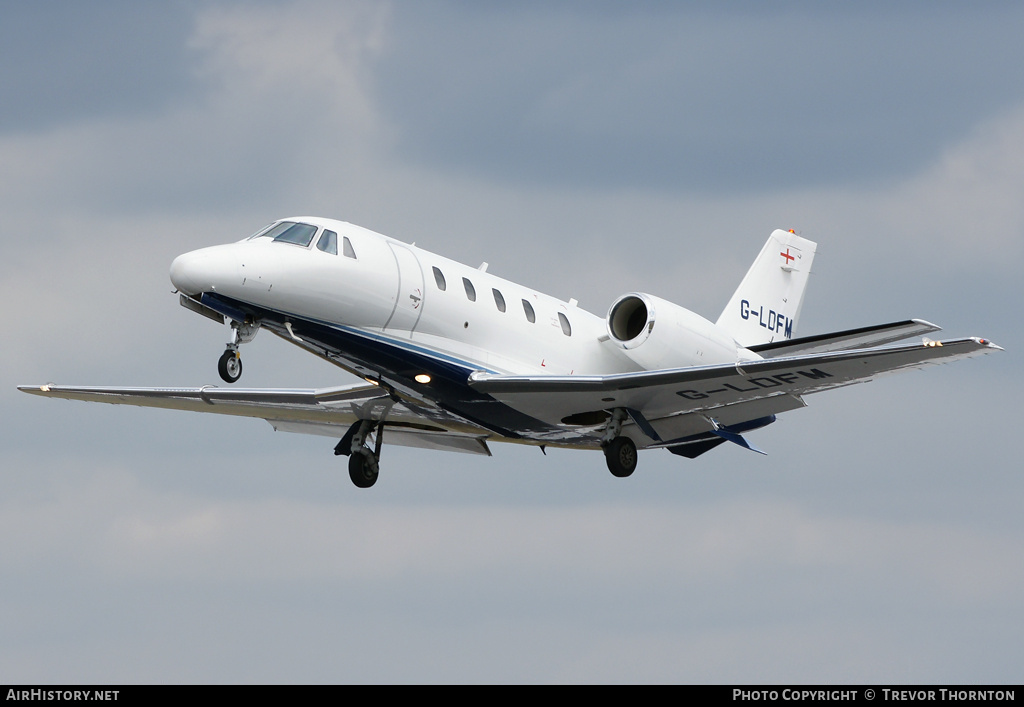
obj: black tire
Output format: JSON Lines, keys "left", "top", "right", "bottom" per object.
{"left": 348, "top": 451, "right": 379, "bottom": 488}
{"left": 605, "top": 436, "right": 637, "bottom": 478}
{"left": 218, "top": 349, "right": 242, "bottom": 383}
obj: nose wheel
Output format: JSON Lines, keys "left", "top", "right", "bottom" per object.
{"left": 216, "top": 320, "right": 260, "bottom": 383}
{"left": 218, "top": 348, "right": 242, "bottom": 383}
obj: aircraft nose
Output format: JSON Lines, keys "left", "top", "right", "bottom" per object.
{"left": 170, "top": 249, "right": 221, "bottom": 296}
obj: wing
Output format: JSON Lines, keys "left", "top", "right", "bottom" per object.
{"left": 19, "top": 335, "right": 1001, "bottom": 455}
{"left": 469, "top": 336, "right": 1002, "bottom": 447}
{"left": 17, "top": 382, "right": 493, "bottom": 456}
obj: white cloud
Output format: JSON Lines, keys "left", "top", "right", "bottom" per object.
{"left": 0, "top": 1, "right": 392, "bottom": 222}
{"left": 880, "top": 103, "right": 1024, "bottom": 263}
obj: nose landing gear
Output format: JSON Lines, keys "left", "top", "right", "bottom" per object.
{"left": 218, "top": 348, "right": 242, "bottom": 383}
{"left": 217, "top": 320, "right": 260, "bottom": 384}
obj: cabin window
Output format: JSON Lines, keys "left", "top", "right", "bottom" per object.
{"left": 492, "top": 288, "right": 506, "bottom": 312}
{"left": 271, "top": 222, "right": 318, "bottom": 247}
{"left": 342, "top": 236, "right": 356, "bottom": 259}
{"left": 558, "top": 312, "right": 572, "bottom": 336}
{"left": 432, "top": 266, "right": 446, "bottom": 291}
{"left": 522, "top": 299, "right": 536, "bottom": 323}
{"left": 316, "top": 230, "right": 338, "bottom": 255}
{"left": 463, "top": 277, "right": 476, "bottom": 302}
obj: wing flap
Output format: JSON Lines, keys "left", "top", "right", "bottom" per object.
{"left": 269, "top": 419, "right": 492, "bottom": 455}
{"left": 644, "top": 393, "right": 807, "bottom": 443}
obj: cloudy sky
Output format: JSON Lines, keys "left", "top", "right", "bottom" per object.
{"left": 2, "top": 1, "right": 1021, "bottom": 683}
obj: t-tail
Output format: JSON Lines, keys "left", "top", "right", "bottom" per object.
{"left": 716, "top": 229, "right": 817, "bottom": 347}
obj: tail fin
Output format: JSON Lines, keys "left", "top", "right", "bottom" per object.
{"left": 716, "top": 229, "right": 817, "bottom": 347}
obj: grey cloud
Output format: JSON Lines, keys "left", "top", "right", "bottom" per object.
{"left": 0, "top": 1, "right": 198, "bottom": 135}
{"left": 373, "top": 4, "right": 1024, "bottom": 192}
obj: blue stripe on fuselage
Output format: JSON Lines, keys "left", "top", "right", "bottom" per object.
{"left": 199, "top": 292, "right": 559, "bottom": 440}
{"left": 199, "top": 293, "right": 494, "bottom": 376}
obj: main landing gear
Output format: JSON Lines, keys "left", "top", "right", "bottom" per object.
{"left": 601, "top": 408, "right": 638, "bottom": 478}
{"left": 335, "top": 420, "right": 384, "bottom": 488}
{"left": 217, "top": 320, "right": 260, "bottom": 383}
{"left": 604, "top": 436, "right": 638, "bottom": 478}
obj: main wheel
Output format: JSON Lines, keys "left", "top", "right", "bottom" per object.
{"left": 218, "top": 349, "right": 242, "bottom": 383}
{"left": 348, "top": 451, "right": 379, "bottom": 488}
{"left": 605, "top": 436, "right": 637, "bottom": 478}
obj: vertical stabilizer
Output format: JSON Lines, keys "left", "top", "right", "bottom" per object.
{"left": 716, "top": 230, "right": 817, "bottom": 347}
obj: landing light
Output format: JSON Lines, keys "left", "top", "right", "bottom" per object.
{"left": 415, "top": 374, "right": 432, "bottom": 384}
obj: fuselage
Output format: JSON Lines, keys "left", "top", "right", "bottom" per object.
{"left": 169, "top": 217, "right": 745, "bottom": 387}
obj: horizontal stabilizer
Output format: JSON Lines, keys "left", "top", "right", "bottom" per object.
{"left": 709, "top": 420, "right": 766, "bottom": 455}
{"left": 749, "top": 319, "right": 941, "bottom": 358}
{"left": 661, "top": 414, "right": 775, "bottom": 458}
{"left": 668, "top": 438, "right": 726, "bottom": 459}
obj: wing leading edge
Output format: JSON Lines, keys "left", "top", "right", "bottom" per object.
{"left": 17, "top": 383, "right": 494, "bottom": 456}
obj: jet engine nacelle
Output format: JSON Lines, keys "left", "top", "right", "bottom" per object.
{"left": 606, "top": 293, "right": 740, "bottom": 370}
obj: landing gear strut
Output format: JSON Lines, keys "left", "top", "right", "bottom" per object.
{"left": 601, "top": 408, "right": 638, "bottom": 478}
{"left": 217, "top": 320, "right": 260, "bottom": 384}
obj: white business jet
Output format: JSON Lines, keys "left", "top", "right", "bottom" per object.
{"left": 20, "top": 218, "right": 1001, "bottom": 487}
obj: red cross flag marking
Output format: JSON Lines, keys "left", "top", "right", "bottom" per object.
{"left": 781, "top": 248, "right": 795, "bottom": 265}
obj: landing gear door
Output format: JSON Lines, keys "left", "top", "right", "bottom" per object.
{"left": 384, "top": 242, "right": 425, "bottom": 337}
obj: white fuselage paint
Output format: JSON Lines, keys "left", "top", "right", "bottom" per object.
{"left": 169, "top": 217, "right": 746, "bottom": 379}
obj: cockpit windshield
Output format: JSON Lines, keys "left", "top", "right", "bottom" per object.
{"left": 248, "top": 221, "right": 319, "bottom": 247}
{"left": 246, "top": 223, "right": 277, "bottom": 240}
